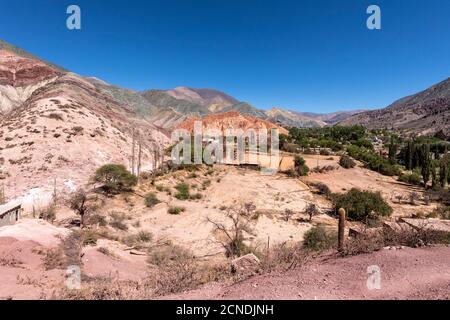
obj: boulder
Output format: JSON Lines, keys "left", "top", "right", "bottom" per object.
{"left": 231, "top": 253, "right": 261, "bottom": 276}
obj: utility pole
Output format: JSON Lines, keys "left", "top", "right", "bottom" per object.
{"left": 137, "top": 137, "right": 142, "bottom": 181}
{"left": 131, "top": 127, "right": 136, "bottom": 175}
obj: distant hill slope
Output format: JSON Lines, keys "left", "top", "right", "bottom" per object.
{"left": 265, "top": 108, "right": 327, "bottom": 128}
{"left": 298, "top": 110, "right": 367, "bottom": 125}
{"left": 0, "top": 41, "right": 169, "bottom": 201}
{"left": 340, "top": 78, "right": 450, "bottom": 138}
{"left": 0, "top": 39, "right": 67, "bottom": 72}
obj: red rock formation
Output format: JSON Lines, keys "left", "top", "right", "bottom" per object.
{"left": 0, "top": 50, "right": 61, "bottom": 87}
{"left": 176, "top": 111, "right": 289, "bottom": 135}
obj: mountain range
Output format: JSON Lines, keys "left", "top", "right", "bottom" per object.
{"left": 1, "top": 38, "right": 449, "bottom": 200}
{"left": 91, "top": 81, "right": 340, "bottom": 130}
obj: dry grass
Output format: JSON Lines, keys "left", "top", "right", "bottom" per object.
{"left": 342, "top": 225, "right": 450, "bottom": 256}
{"left": 42, "top": 248, "right": 65, "bottom": 270}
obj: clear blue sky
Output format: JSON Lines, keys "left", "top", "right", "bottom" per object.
{"left": 0, "top": 0, "right": 449, "bottom": 113}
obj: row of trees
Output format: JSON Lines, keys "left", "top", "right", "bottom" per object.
{"left": 284, "top": 125, "right": 370, "bottom": 152}
{"left": 397, "top": 140, "right": 450, "bottom": 188}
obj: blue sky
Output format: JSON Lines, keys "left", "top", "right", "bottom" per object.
{"left": 0, "top": 0, "right": 449, "bottom": 113}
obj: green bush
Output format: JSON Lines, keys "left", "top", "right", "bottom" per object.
{"left": 308, "top": 182, "right": 331, "bottom": 196}
{"left": 190, "top": 193, "right": 202, "bottom": 200}
{"left": 398, "top": 172, "right": 422, "bottom": 186}
{"left": 175, "top": 183, "right": 190, "bottom": 200}
{"left": 331, "top": 188, "right": 392, "bottom": 221}
{"left": 339, "top": 155, "right": 356, "bottom": 169}
{"left": 303, "top": 226, "right": 337, "bottom": 251}
{"left": 168, "top": 206, "right": 185, "bottom": 215}
{"left": 293, "top": 155, "right": 309, "bottom": 176}
{"left": 93, "top": 164, "right": 137, "bottom": 194}
{"left": 145, "top": 192, "right": 161, "bottom": 207}
{"left": 347, "top": 145, "right": 401, "bottom": 176}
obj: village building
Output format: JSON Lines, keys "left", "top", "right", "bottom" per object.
{"left": 0, "top": 202, "right": 21, "bottom": 227}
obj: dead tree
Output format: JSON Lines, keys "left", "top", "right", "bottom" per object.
{"left": 305, "top": 203, "right": 319, "bottom": 222}
{"left": 68, "top": 189, "right": 97, "bottom": 228}
{"left": 206, "top": 203, "right": 256, "bottom": 257}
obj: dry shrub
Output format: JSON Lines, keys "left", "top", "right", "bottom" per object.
{"left": 56, "top": 277, "right": 145, "bottom": 300}
{"left": 122, "top": 231, "right": 153, "bottom": 249}
{"left": 342, "top": 231, "right": 384, "bottom": 256}
{"left": 0, "top": 256, "right": 23, "bottom": 268}
{"left": 38, "top": 204, "right": 56, "bottom": 222}
{"left": 144, "top": 193, "right": 160, "bottom": 208}
{"left": 384, "top": 224, "right": 450, "bottom": 248}
{"left": 48, "top": 113, "right": 64, "bottom": 121}
{"left": 303, "top": 226, "right": 337, "bottom": 251}
{"left": 43, "top": 231, "right": 82, "bottom": 270}
{"left": 61, "top": 231, "right": 82, "bottom": 266}
{"left": 42, "top": 248, "right": 65, "bottom": 270}
{"left": 206, "top": 202, "right": 257, "bottom": 257}
{"left": 147, "top": 243, "right": 193, "bottom": 267}
{"left": 307, "top": 182, "right": 331, "bottom": 196}
{"left": 146, "top": 242, "right": 229, "bottom": 296}
{"left": 86, "top": 213, "right": 107, "bottom": 227}
{"left": 429, "top": 206, "right": 450, "bottom": 220}
{"left": 260, "top": 242, "right": 311, "bottom": 272}
{"left": 109, "top": 212, "right": 128, "bottom": 231}
{"left": 311, "top": 165, "right": 338, "bottom": 174}
{"left": 343, "top": 224, "right": 450, "bottom": 256}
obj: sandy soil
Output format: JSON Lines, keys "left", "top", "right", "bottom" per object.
{"left": 169, "top": 246, "right": 450, "bottom": 300}
{"left": 0, "top": 219, "right": 69, "bottom": 299}
{"left": 0, "top": 164, "right": 445, "bottom": 300}
{"left": 97, "top": 166, "right": 331, "bottom": 258}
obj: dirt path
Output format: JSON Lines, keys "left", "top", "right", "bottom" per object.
{"left": 170, "top": 246, "right": 450, "bottom": 300}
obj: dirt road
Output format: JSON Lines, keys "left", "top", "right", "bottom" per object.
{"left": 170, "top": 246, "right": 450, "bottom": 300}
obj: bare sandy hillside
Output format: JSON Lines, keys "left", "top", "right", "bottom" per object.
{"left": 0, "top": 51, "right": 170, "bottom": 210}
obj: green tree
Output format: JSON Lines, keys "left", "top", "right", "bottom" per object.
{"left": 93, "top": 164, "right": 137, "bottom": 194}
{"left": 388, "top": 135, "right": 398, "bottom": 164}
{"left": 331, "top": 188, "right": 392, "bottom": 222}
{"left": 431, "top": 161, "right": 439, "bottom": 190}
{"left": 294, "top": 155, "right": 309, "bottom": 176}
{"left": 440, "top": 155, "right": 450, "bottom": 188}
{"left": 420, "top": 144, "right": 432, "bottom": 187}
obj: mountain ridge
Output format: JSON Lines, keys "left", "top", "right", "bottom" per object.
{"left": 340, "top": 77, "right": 450, "bottom": 138}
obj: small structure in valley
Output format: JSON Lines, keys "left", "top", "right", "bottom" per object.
{"left": 0, "top": 202, "right": 22, "bottom": 227}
